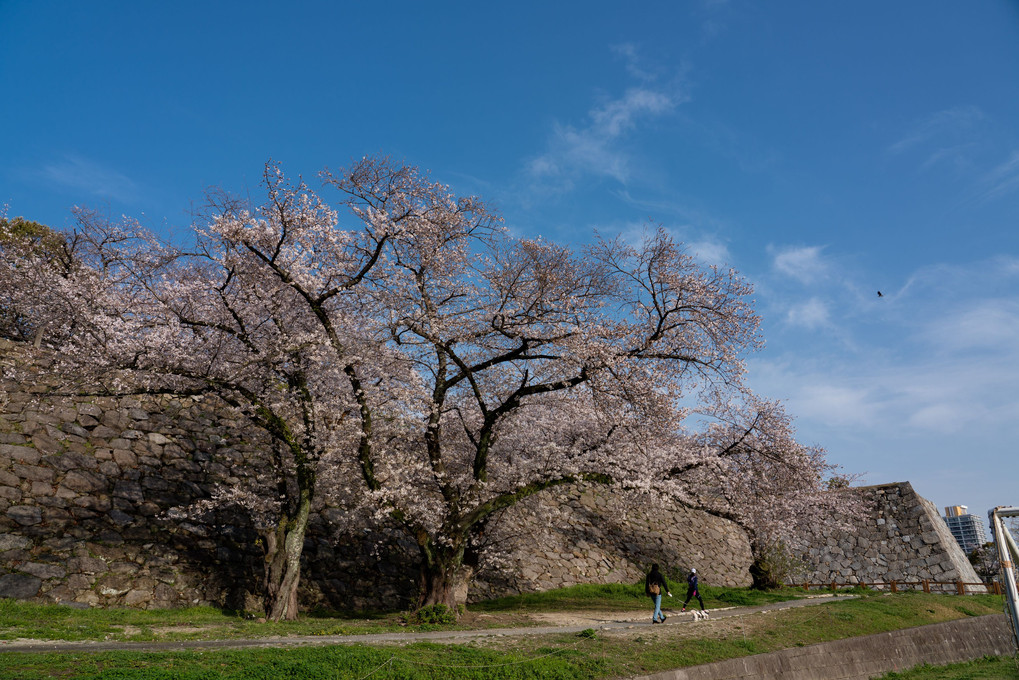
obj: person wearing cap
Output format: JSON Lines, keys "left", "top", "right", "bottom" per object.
{"left": 680, "top": 567, "right": 707, "bottom": 614}
{"left": 644, "top": 564, "right": 672, "bottom": 624}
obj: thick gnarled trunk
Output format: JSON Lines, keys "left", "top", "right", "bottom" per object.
{"left": 419, "top": 566, "right": 458, "bottom": 610}
{"left": 260, "top": 493, "right": 311, "bottom": 621}
{"left": 417, "top": 538, "right": 472, "bottom": 613}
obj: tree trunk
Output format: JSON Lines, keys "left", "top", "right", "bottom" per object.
{"left": 419, "top": 564, "right": 458, "bottom": 609}
{"left": 417, "top": 540, "right": 471, "bottom": 613}
{"left": 261, "top": 493, "right": 311, "bottom": 621}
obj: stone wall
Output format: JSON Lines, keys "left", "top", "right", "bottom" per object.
{"left": 471, "top": 484, "right": 752, "bottom": 600}
{"left": 798, "top": 481, "right": 983, "bottom": 587}
{"left": 0, "top": 340, "right": 262, "bottom": 609}
{"left": 0, "top": 339, "right": 752, "bottom": 611}
{"left": 1, "top": 339, "right": 986, "bottom": 612}
{"left": 0, "top": 339, "right": 436, "bottom": 611}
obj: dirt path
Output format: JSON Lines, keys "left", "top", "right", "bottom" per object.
{"left": 0, "top": 595, "right": 852, "bottom": 654}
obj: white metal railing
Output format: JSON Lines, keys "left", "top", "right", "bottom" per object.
{"left": 989, "top": 506, "right": 1019, "bottom": 653}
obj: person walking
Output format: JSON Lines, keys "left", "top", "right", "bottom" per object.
{"left": 645, "top": 564, "right": 672, "bottom": 624}
{"left": 681, "top": 567, "right": 707, "bottom": 615}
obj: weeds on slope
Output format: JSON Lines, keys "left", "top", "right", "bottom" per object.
{"left": 0, "top": 592, "right": 1005, "bottom": 680}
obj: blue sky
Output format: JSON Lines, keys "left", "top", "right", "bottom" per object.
{"left": 3, "top": 1, "right": 1018, "bottom": 532}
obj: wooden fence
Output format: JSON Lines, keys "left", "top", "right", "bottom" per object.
{"left": 785, "top": 579, "right": 1006, "bottom": 595}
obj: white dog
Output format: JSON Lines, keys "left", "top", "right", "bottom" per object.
{"left": 691, "top": 610, "right": 710, "bottom": 621}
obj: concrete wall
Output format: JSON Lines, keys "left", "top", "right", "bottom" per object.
{"left": 632, "top": 615, "right": 1016, "bottom": 680}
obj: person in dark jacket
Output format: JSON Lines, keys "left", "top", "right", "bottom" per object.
{"left": 645, "top": 564, "right": 672, "bottom": 623}
{"left": 681, "top": 567, "right": 707, "bottom": 614}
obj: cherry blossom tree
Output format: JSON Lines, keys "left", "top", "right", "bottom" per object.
{"left": 0, "top": 216, "right": 79, "bottom": 347}
{"left": 670, "top": 396, "right": 863, "bottom": 588}
{"left": 0, "top": 156, "right": 855, "bottom": 613}
{"left": 322, "top": 193, "right": 776, "bottom": 607}
{"left": 1, "top": 169, "right": 402, "bottom": 620}
{"left": 59, "top": 166, "right": 432, "bottom": 620}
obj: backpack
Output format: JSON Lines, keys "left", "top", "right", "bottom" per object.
{"left": 649, "top": 581, "right": 661, "bottom": 595}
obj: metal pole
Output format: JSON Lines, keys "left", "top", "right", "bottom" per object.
{"left": 989, "top": 507, "right": 1019, "bottom": 652}
{"left": 1002, "top": 519, "right": 1019, "bottom": 565}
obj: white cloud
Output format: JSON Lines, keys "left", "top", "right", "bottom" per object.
{"left": 528, "top": 79, "right": 680, "bottom": 188}
{"left": 611, "top": 43, "right": 657, "bottom": 82}
{"left": 920, "top": 299, "right": 1019, "bottom": 353}
{"left": 906, "top": 403, "right": 961, "bottom": 434}
{"left": 750, "top": 360, "right": 882, "bottom": 428}
{"left": 979, "top": 149, "right": 1019, "bottom": 201}
{"left": 897, "top": 256, "right": 1019, "bottom": 307}
{"left": 1001, "top": 257, "right": 1019, "bottom": 276}
{"left": 888, "top": 106, "right": 984, "bottom": 155}
{"left": 756, "top": 346, "right": 1019, "bottom": 441}
{"left": 749, "top": 254, "right": 1019, "bottom": 519}
{"left": 687, "top": 238, "right": 731, "bottom": 266}
{"left": 887, "top": 107, "right": 1019, "bottom": 203}
{"left": 795, "top": 383, "right": 879, "bottom": 427}
{"left": 769, "top": 245, "right": 828, "bottom": 283}
{"left": 785, "top": 297, "right": 830, "bottom": 329}
{"left": 530, "top": 88, "right": 676, "bottom": 185}
{"left": 40, "top": 155, "right": 139, "bottom": 204}
{"left": 919, "top": 143, "right": 977, "bottom": 172}
{"left": 538, "top": 122, "right": 631, "bottom": 184}
{"left": 614, "top": 220, "right": 664, "bottom": 249}
{"left": 593, "top": 89, "right": 673, "bottom": 138}
{"left": 612, "top": 221, "right": 731, "bottom": 268}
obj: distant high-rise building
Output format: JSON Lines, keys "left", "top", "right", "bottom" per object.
{"left": 943, "top": 505, "right": 987, "bottom": 554}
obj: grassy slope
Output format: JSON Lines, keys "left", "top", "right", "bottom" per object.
{"left": 470, "top": 582, "right": 803, "bottom": 612}
{"left": 0, "top": 588, "right": 1012, "bottom": 679}
{"left": 480, "top": 590, "right": 1010, "bottom": 678}
{"left": 0, "top": 583, "right": 807, "bottom": 643}
{"left": 875, "top": 656, "right": 1019, "bottom": 679}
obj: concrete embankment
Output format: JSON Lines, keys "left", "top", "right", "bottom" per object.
{"left": 630, "top": 614, "right": 1015, "bottom": 680}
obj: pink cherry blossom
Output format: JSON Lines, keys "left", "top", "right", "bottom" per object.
{"left": 0, "top": 157, "right": 859, "bottom": 614}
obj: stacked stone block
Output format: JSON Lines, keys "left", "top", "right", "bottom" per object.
{"left": 0, "top": 340, "right": 267, "bottom": 609}
{"left": 471, "top": 484, "right": 753, "bottom": 600}
{"left": 799, "top": 482, "right": 983, "bottom": 587}
{"left": 0, "top": 339, "right": 753, "bottom": 610}
{"left": 0, "top": 339, "right": 987, "bottom": 612}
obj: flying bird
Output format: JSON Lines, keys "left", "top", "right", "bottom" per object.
{"left": 877, "top": 291, "right": 884, "bottom": 297}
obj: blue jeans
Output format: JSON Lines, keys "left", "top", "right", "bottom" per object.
{"left": 652, "top": 594, "right": 664, "bottom": 622}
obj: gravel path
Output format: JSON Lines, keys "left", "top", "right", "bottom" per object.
{"left": 0, "top": 595, "right": 853, "bottom": 654}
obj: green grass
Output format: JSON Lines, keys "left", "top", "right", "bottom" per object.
{"left": 0, "top": 600, "right": 431, "bottom": 642}
{"left": 483, "top": 591, "right": 1008, "bottom": 678}
{"left": 875, "top": 655, "right": 1019, "bottom": 679}
{"left": 469, "top": 581, "right": 811, "bottom": 612}
{"left": 0, "top": 644, "right": 603, "bottom": 679}
{"left": 0, "top": 589, "right": 1009, "bottom": 679}
{"left": 0, "top": 582, "right": 812, "bottom": 642}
